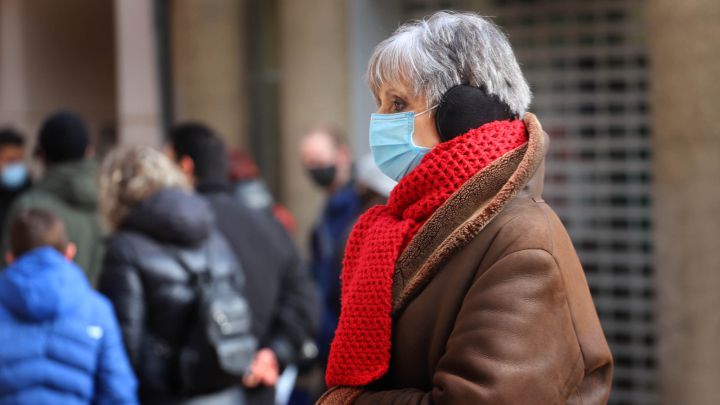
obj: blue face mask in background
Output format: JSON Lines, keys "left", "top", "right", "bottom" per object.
{"left": 369, "top": 105, "right": 437, "bottom": 182}
{"left": 1, "top": 162, "right": 29, "bottom": 190}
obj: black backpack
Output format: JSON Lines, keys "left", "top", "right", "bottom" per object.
{"left": 175, "top": 242, "right": 258, "bottom": 396}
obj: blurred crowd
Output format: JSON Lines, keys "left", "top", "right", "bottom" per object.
{"left": 0, "top": 110, "right": 394, "bottom": 405}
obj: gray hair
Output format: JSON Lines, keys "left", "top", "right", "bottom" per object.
{"left": 99, "top": 145, "right": 191, "bottom": 229}
{"left": 368, "top": 11, "right": 531, "bottom": 116}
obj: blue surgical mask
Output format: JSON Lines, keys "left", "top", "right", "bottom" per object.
{"left": 1, "top": 162, "right": 28, "bottom": 190}
{"left": 369, "top": 105, "right": 437, "bottom": 182}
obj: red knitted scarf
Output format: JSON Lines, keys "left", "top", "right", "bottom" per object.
{"left": 326, "top": 119, "right": 528, "bottom": 387}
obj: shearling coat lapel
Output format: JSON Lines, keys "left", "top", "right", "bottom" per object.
{"left": 391, "top": 113, "right": 549, "bottom": 315}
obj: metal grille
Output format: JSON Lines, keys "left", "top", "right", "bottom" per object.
{"left": 400, "top": 1, "right": 656, "bottom": 404}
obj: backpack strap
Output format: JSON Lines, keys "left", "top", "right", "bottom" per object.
{"left": 173, "top": 244, "right": 214, "bottom": 288}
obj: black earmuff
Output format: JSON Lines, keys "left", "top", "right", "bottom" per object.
{"left": 435, "top": 85, "right": 517, "bottom": 142}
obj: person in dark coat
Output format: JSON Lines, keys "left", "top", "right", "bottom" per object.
{"left": 3, "top": 111, "right": 104, "bottom": 282}
{"left": 299, "top": 128, "right": 361, "bottom": 365}
{"left": 0, "top": 209, "right": 137, "bottom": 405}
{"left": 168, "top": 123, "right": 320, "bottom": 405}
{"left": 0, "top": 128, "right": 31, "bottom": 231}
{"left": 97, "top": 146, "right": 249, "bottom": 405}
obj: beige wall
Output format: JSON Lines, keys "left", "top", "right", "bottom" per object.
{"left": 0, "top": 0, "right": 116, "bottom": 147}
{"left": 0, "top": 0, "right": 28, "bottom": 131}
{"left": 278, "top": 0, "right": 349, "bottom": 244}
{"left": 648, "top": 1, "right": 720, "bottom": 404}
{"left": 170, "top": 0, "right": 249, "bottom": 148}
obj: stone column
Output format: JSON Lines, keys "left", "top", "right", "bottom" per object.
{"left": 0, "top": 0, "right": 29, "bottom": 131}
{"left": 114, "top": 0, "right": 163, "bottom": 146}
{"left": 170, "top": 0, "right": 248, "bottom": 148}
{"left": 278, "top": 0, "right": 349, "bottom": 242}
{"left": 647, "top": 1, "right": 720, "bottom": 404}
{"left": 2, "top": 0, "right": 116, "bottom": 146}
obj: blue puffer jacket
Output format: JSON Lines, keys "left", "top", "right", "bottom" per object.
{"left": 0, "top": 247, "right": 138, "bottom": 405}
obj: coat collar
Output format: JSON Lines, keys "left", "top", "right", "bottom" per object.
{"left": 391, "top": 113, "right": 549, "bottom": 315}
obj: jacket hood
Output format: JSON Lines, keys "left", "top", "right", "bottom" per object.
{"left": 39, "top": 159, "right": 99, "bottom": 210}
{"left": 121, "top": 188, "right": 215, "bottom": 247}
{"left": 0, "top": 247, "right": 89, "bottom": 321}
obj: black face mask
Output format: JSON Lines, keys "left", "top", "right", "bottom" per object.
{"left": 435, "top": 84, "right": 517, "bottom": 142}
{"left": 308, "top": 166, "right": 337, "bottom": 188}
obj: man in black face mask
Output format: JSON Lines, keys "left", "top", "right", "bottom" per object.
{"left": 299, "top": 127, "right": 361, "bottom": 389}
{"left": 300, "top": 128, "right": 354, "bottom": 192}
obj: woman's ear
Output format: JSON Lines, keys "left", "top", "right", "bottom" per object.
{"left": 5, "top": 252, "right": 14, "bottom": 265}
{"left": 64, "top": 243, "right": 77, "bottom": 261}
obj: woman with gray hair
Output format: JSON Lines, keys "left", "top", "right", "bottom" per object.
{"left": 97, "top": 146, "right": 252, "bottom": 405}
{"left": 319, "top": 11, "right": 612, "bottom": 404}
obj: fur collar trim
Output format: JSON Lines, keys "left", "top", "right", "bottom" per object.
{"left": 392, "top": 113, "right": 549, "bottom": 315}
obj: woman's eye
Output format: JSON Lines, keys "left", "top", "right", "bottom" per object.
{"left": 392, "top": 99, "right": 406, "bottom": 112}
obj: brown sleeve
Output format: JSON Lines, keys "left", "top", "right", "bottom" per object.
{"left": 316, "top": 387, "right": 365, "bottom": 405}
{"left": 332, "top": 249, "right": 588, "bottom": 405}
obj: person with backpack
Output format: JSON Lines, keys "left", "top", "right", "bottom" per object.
{"left": 0, "top": 209, "right": 137, "bottom": 404}
{"left": 168, "top": 124, "right": 320, "bottom": 405}
{"left": 97, "top": 146, "right": 255, "bottom": 404}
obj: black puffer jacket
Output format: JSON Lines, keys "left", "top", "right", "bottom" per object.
{"left": 98, "top": 188, "right": 246, "bottom": 404}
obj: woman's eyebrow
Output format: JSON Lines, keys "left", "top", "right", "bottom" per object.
{"left": 382, "top": 85, "right": 404, "bottom": 96}
{"left": 386, "top": 89, "right": 407, "bottom": 100}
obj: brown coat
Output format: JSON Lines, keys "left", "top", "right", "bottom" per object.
{"left": 318, "top": 114, "right": 613, "bottom": 405}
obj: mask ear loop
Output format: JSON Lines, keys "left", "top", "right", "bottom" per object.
{"left": 407, "top": 105, "right": 438, "bottom": 150}
{"left": 415, "top": 104, "right": 439, "bottom": 117}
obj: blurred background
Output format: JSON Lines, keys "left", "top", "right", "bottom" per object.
{"left": 0, "top": 0, "right": 718, "bottom": 404}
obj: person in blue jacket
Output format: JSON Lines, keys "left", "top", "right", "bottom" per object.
{"left": 0, "top": 208, "right": 137, "bottom": 405}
